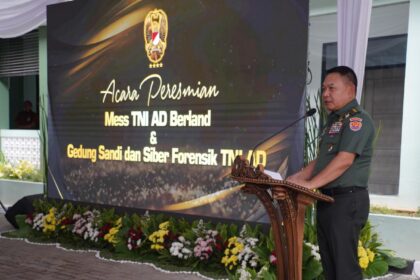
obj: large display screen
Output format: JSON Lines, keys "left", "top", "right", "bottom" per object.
{"left": 47, "top": 0, "right": 309, "bottom": 222}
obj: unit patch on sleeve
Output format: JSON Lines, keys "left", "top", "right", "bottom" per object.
{"left": 349, "top": 117, "right": 363, "bottom": 132}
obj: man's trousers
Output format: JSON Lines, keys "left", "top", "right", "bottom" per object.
{"left": 316, "top": 188, "right": 370, "bottom": 280}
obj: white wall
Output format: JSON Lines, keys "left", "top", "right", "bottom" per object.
{"left": 307, "top": 2, "right": 420, "bottom": 210}
{"left": 371, "top": 0, "right": 420, "bottom": 211}
{"left": 307, "top": 2, "right": 409, "bottom": 96}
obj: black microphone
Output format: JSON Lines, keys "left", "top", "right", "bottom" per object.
{"left": 249, "top": 108, "right": 317, "bottom": 167}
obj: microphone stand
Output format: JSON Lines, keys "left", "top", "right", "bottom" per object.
{"left": 249, "top": 109, "right": 316, "bottom": 167}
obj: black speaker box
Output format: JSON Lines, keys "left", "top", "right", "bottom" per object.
{"left": 4, "top": 194, "right": 43, "bottom": 228}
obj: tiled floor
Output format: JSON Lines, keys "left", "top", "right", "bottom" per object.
{"left": 0, "top": 215, "right": 207, "bottom": 280}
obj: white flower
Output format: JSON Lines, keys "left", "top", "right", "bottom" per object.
{"left": 236, "top": 236, "right": 259, "bottom": 269}
{"left": 32, "top": 213, "right": 45, "bottom": 231}
{"left": 170, "top": 237, "right": 192, "bottom": 259}
{"left": 250, "top": 260, "right": 258, "bottom": 267}
{"left": 305, "top": 242, "right": 321, "bottom": 260}
{"left": 256, "top": 265, "right": 269, "bottom": 279}
{"left": 240, "top": 225, "right": 247, "bottom": 237}
{"left": 73, "top": 214, "right": 81, "bottom": 220}
{"left": 238, "top": 267, "right": 252, "bottom": 280}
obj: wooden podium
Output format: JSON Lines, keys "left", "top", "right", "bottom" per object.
{"left": 231, "top": 156, "right": 334, "bottom": 280}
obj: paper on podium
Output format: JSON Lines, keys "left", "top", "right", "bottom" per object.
{"left": 263, "top": 169, "right": 283, "bottom": 180}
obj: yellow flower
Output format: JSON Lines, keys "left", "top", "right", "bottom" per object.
{"left": 115, "top": 217, "right": 122, "bottom": 227}
{"left": 221, "top": 254, "right": 239, "bottom": 269}
{"left": 159, "top": 221, "right": 170, "bottom": 230}
{"left": 104, "top": 232, "right": 118, "bottom": 244}
{"left": 367, "top": 249, "right": 375, "bottom": 262}
{"left": 229, "top": 254, "right": 238, "bottom": 264}
{"left": 42, "top": 208, "right": 57, "bottom": 233}
{"left": 149, "top": 222, "right": 170, "bottom": 251}
{"left": 359, "top": 256, "right": 369, "bottom": 269}
{"left": 358, "top": 246, "right": 367, "bottom": 257}
{"left": 227, "top": 236, "right": 238, "bottom": 247}
{"left": 231, "top": 243, "right": 244, "bottom": 255}
{"left": 151, "top": 244, "right": 164, "bottom": 250}
{"left": 221, "top": 236, "right": 243, "bottom": 270}
{"left": 109, "top": 227, "right": 119, "bottom": 235}
{"left": 103, "top": 217, "right": 123, "bottom": 246}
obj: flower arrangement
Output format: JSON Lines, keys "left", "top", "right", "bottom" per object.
{"left": 170, "top": 235, "right": 193, "bottom": 259}
{"left": 5, "top": 199, "right": 407, "bottom": 280}
{"left": 149, "top": 221, "right": 170, "bottom": 251}
{"left": 222, "top": 225, "right": 259, "bottom": 273}
{"left": 103, "top": 217, "right": 122, "bottom": 245}
{"left": 192, "top": 220, "right": 223, "bottom": 261}
{"left": 0, "top": 159, "right": 43, "bottom": 182}
{"left": 127, "top": 226, "right": 144, "bottom": 251}
{"left": 358, "top": 221, "right": 407, "bottom": 279}
{"left": 72, "top": 210, "right": 100, "bottom": 242}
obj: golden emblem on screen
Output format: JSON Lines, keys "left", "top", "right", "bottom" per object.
{"left": 144, "top": 9, "right": 168, "bottom": 68}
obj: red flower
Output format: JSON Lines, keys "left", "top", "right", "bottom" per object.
{"left": 214, "top": 235, "right": 224, "bottom": 251}
{"left": 127, "top": 227, "right": 144, "bottom": 250}
{"left": 60, "top": 217, "right": 72, "bottom": 226}
{"left": 98, "top": 224, "right": 112, "bottom": 238}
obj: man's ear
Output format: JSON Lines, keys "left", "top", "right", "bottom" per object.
{"left": 347, "top": 83, "right": 357, "bottom": 98}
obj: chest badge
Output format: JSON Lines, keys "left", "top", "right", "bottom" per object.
{"left": 327, "top": 144, "right": 334, "bottom": 152}
{"left": 328, "top": 121, "right": 343, "bottom": 136}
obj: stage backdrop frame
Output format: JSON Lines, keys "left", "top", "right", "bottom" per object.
{"left": 47, "top": 0, "right": 309, "bottom": 222}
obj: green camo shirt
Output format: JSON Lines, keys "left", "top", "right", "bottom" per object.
{"left": 313, "top": 99, "right": 375, "bottom": 189}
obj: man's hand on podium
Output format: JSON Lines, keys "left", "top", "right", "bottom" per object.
{"left": 286, "top": 160, "right": 318, "bottom": 190}
{"left": 286, "top": 176, "right": 315, "bottom": 190}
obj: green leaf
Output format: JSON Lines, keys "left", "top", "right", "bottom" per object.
{"left": 253, "top": 246, "right": 270, "bottom": 265}
{"left": 229, "top": 224, "right": 238, "bottom": 236}
{"left": 15, "top": 215, "right": 30, "bottom": 229}
{"left": 131, "top": 213, "right": 141, "bottom": 227}
{"left": 114, "top": 238, "right": 129, "bottom": 254}
{"left": 376, "top": 248, "right": 395, "bottom": 258}
{"left": 386, "top": 256, "right": 407, "bottom": 269}
{"left": 303, "top": 257, "right": 323, "bottom": 280}
{"left": 266, "top": 228, "right": 275, "bottom": 251}
{"left": 217, "top": 223, "right": 228, "bottom": 240}
{"left": 260, "top": 267, "right": 277, "bottom": 280}
{"left": 365, "top": 260, "right": 388, "bottom": 277}
{"left": 302, "top": 244, "right": 312, "bottom": 262}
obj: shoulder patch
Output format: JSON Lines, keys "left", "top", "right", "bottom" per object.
{"left": 350, "top": 117, "right": 363, "bottom": 122}
{"left": 349, "top": 118, "right": 362, "bottom": 131}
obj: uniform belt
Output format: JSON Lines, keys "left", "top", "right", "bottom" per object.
{"left": 321, "top": 186, "right": 366, "bottom": 196}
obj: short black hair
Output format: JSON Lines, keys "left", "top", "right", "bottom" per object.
{"left": 326, "top": 66, "right": 358, "bottom": 90}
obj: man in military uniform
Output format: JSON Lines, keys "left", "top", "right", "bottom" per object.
{"left": 287, "top": 66, "right": 374, "bottom": 279}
